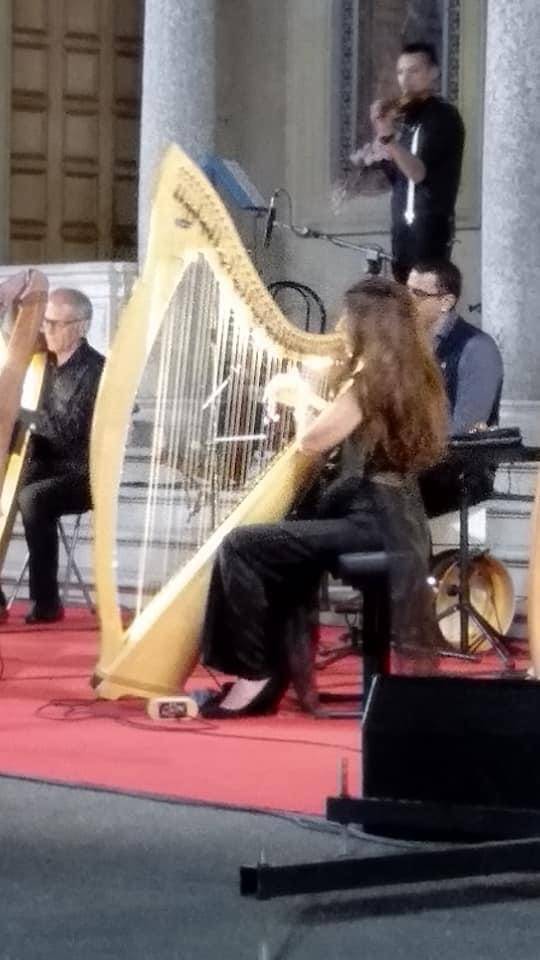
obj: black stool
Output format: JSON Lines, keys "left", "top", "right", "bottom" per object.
{"left": 316, "top": 591, "right": 362, "bottom": 669}
{"left": 316, "top": 551, "right": 391, "bottom": 718}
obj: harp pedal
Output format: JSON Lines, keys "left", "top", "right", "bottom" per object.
{"left": 147, "top": 695, "right": 199, "bottom": 721}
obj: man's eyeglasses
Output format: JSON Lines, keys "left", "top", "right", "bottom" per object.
{"left": 408, "top": 287, "right": 442, "bottom": 300}
{"left": 42, "top": 317, "right": 82, "bottom": 330}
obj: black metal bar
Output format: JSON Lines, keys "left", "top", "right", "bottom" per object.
{"left": 240, "top": 835, "right": 540, "bottom": 900}
{"left": 458, "top": 473, "right": 470, "bottom": 654}
{"left": 326, "top": 796, "right": 540, "bottom": 839}
{"left": 465, "top": 602, "right": 515, "bottom": 666}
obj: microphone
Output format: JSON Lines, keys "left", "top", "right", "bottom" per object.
{"left": 263, "top": 194, "right": 277, "bottom": 248}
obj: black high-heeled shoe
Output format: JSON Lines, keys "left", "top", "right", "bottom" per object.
{"left": 199, "top": 674, "right": 288, "bottom": 719}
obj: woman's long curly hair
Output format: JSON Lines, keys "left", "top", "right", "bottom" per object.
{"left": 340, "top": 277, "right": 448, "bottom": 474}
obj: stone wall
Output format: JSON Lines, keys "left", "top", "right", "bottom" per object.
{"left": 215, "top": 0, "right": 484, "bottom": 325}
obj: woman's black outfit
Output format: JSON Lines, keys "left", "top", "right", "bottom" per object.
{"left": 201, "top": 443, "right": 440, "bottom": 707}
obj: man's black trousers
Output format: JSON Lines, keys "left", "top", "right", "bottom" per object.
{"left": 18, "top": 463, "right": 91, "bottom": 611}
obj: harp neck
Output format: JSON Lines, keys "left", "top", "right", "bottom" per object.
{"left": 0, "top": 274, "right": 48, "bottom": 493}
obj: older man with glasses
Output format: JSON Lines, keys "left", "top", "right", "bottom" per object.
{"left": 406, "top": 259, "right": 503, "bottom": 518}
{"left": 16, "top": 288, "right": 104, "bottom": 624}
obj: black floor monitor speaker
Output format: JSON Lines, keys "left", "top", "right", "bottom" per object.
{"left": 363, "top": 675, "right": 540, "bottom": 809}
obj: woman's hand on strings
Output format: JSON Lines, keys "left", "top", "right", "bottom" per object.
{"left": 264, "top": 370, "right": 326, "bottom": 419}
{"left": 264, "top": 370, "right": 307, "bottom": 421}
{"left": 264, "top": 370, "right": 327, "bottom": 436}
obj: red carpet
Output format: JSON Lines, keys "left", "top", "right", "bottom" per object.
{"left": 0, "top": 606, "right": 530, "bottom": 815}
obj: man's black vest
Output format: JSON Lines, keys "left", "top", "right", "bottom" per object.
{"left": 435, "top": 315, "right": 501, "bottom": 427}
{"left": 420, "top": 316, "right": 502, "bottom": 518}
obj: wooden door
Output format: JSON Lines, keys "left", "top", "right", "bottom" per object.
{"left": 10, "top": 0, "right": 142, "bottom": 264}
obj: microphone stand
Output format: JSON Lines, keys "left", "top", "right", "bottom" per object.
{"left": 263, "top": 186, "right": 393, "bottom": 275}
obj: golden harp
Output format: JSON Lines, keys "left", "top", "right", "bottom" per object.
{"left": 90, "top": 145, "right": 344, "bottom": 701}
{"left": 0, "top": 272, "right": 48, "bottom": 571}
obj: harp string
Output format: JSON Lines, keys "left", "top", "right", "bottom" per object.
{"left": 239, "top": 329, "right": 259, "bottom": 487}
{"left": 126, "top": 254, "right": 331, "bottom": 619}
{"left": 189, "top": 269, "right": 226, "bottom": 543}
{"left": 176, "top": 261, "right": 205, "bottom": 527}
{"left": 135, "top": 260, "right": 196, "bottom": 608}
{"left": 222, "top": 313, "right": 248, "bottom": 491}
{"left": 161, "top": 288, "right": 185, "bottom": 575}
{"left": 192, "top": 261, "right": 220, "bottom": 541}
{"left": 167, "top": 258, "right": 216, "bottom": 567}
{"left": 133, "top": 257, "right": 229, "bottom": 607}
{"left": 243, "top": 338, "right": 264, "bottom": 486}
{"left": 160, "top": 264, "right": 200, "bottom": 579}
{"left": 135, "top": 284, "right": 176, "bottom": 612}
{"left": 209, "top": 301, "right": 239, "bottom": 518}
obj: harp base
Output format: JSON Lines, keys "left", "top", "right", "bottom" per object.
{"left": 90, "top": 670, "right": 181, "bottom": 701}
{"left": 146, "top": 695, "right": 199, "bottom": 721}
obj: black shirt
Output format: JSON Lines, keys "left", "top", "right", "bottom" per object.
{"left": 386, "top": 96, "right": 465, "bottom": 225}
{"left": 29, "top": 339, "right": 105, "bottom": 473}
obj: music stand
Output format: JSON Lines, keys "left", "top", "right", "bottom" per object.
{"left": 437, "top": 435, "right": 521, "bottom": 666}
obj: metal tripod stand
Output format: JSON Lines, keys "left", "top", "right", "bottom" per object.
{"left": 436, "top": 454, "right": 515, "bottom": 666}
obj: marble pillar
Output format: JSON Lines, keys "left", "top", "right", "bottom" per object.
{"left": 482, "top": 0, "right": 540, "bottom": 441}
{"left": 138, "top": 0, "right": 216, "bottom": 260}
{"left": 0, "top": 0, "right": 11, "bottom": 261}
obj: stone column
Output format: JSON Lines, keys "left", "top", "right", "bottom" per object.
{"left": 138, "top": 0, "right": 216, "bottom": 261}
{"left": 482, "top": 0, "right": 540, "bottom": 441}
{"left": 0, "top": 0, "right": 11, "bottom": 261}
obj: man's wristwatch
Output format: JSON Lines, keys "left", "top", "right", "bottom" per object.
{"left": 379, "top": 133, "right": 395, "bottom": 145}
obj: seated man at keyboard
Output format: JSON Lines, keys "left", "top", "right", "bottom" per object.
{"left": 407, "top": 259, "right": 504, "bottom": 517}
{"left": 17, "top": 288, "right": 104, "bottom": 624}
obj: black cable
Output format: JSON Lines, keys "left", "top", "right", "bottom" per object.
{"left": 268, "top": 280, "right": 327, "bottom": 334}
{"left": 32, "top": 696, "right": 361, "bottom": 753}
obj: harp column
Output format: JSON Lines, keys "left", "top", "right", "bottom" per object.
{"left": 482, "top": 0, "right": 540, "bottom": 444}
{"left": 138, "top": 0, "right": 216, "bottom": 261}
